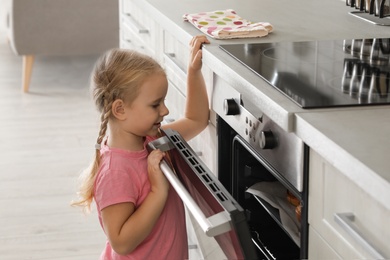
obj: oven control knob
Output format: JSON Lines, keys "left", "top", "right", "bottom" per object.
{"left": 224, "top": 99, "right": 240, "bottom": 115}
{"left": 260, "top": 130, "right": 277, "bottom": 149}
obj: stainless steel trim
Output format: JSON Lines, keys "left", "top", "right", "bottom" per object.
{"left": 160, "top": 160, "right": 232, "bottom": 237}
{"left": 334, "top": 212, "right": 385, "bottom": 259}
{"left": 148, "top": 135, "right": 232, "bottom": 237}
{"left": 212, "top": 78, "right": 305, "bottom": 192}
{"left": 350, "top": 11, "right": 390, "bottom": 25}
{"left": 149, "top": 129, "right": 258, "bottom": 259}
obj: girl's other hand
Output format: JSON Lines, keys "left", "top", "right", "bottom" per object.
{"left": 147, "top": 149, "right": 169, "bottom": 194}
{"left": 189, "top": 35, "right": 210, "bottom": 72}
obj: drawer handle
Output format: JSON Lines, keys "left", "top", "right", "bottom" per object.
{"left": 334, "top": 212, "right": 385, "bottom": 259}
{"left": 123, "top": 14, "right": 149, "bottom": 34}
{"left": 164, "top": 53, "right": 186, "bottom": 74}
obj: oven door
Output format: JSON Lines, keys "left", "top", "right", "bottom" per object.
{"left": 217, "top": 116, "right": 308, "bottom": 260}
{"left": 148, "top": 128, "right": 258, "bottom": 259}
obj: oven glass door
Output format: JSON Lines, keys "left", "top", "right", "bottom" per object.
{"left": 217, "top": 115, "right": 308, "bottom": 259}
{"left": 148, "top": 128, "right": 258, "bottom": 259}
{"left": 232, "top": 135, "right": 302, "bottom": 259}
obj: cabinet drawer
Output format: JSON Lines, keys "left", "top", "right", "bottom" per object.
{"left": 166, "top": 79, "right": 185, "bottom": 122}
{"left": 188, "top": 124, "right": 217, "bottom": 175}
{"left": 309, "top": 149, "right": 389, "bottom": 259}
{"left": 164, "top": 52, "right": 187, "bottom": 97}
{"left": 163, "top": 30, "right": 189, "bottom": 74}
{"left": 165, "top": 80, "right": 216, "bottom": 175}
{"left": 164, "top": 51, "right": 214, "bottom": 117}
{"left": 120, "top": 23, "right": 149, "bottom": 55}
{"left": 120, "top": 0, "right": 159, "bottom": 57}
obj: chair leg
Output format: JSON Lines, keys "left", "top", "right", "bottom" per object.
{"left": 22, "top": 55, "right": 34, "bottom": 93}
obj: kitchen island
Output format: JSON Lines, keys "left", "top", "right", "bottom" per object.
{"left": 120, "top": 0, "right": 390, "bottom": 258}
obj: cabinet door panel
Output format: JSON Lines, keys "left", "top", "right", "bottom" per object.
{"left": 309, "top": 149, "right": 389, "bottom": 259}
{"left": 166, "top": 79, "right": 185, "bottom": 121}
{"left": 165, "top": 80, "right": 216, "bottom": 174}
{"left": 308, "top": 226, "right": 341, "bottom": 260}
{"left": 120, "top": 22, "right": 149, "bottom": 54}
{"left": 188, "top": 124, "right": 217, "bottom": 175}
{"left": 163, "top": 30, "right": 189, "bottom": 74}
{"left": 164, "top": 52, "right": 187, "bottom": 97}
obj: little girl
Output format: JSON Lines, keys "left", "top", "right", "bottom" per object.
{"left": 72, "top": 35, "right": 210, "bottom": 259}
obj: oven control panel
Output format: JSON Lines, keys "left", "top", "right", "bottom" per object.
{"left": 212, "top": 76, "right": 305, "bottom": 192}
{"left": 222, "top": 98, "right": 277, "bottom": 150}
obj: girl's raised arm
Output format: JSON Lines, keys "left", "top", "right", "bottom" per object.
{"left": 163, "top": 35, "right": 210, "bottom": 141}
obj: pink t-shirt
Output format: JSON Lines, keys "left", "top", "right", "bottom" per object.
{"left": 94, "top": 137, "right": 188, "bottom": 260}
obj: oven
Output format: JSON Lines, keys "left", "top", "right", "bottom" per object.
{"left": 212, "top": 79, "right": 309, "bottom": 259}
{"left": 148, "top": 78, "right": 309, "bottom": 259}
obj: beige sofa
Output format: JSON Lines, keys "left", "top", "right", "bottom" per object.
{"left": 6, "top": 0, "right": 119, "bottom": 92}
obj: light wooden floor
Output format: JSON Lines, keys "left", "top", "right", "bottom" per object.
{"left": 0, "top": 31, "right": 106, "bottom": 258}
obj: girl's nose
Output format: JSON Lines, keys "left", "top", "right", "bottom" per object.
{"left": 161, "top": 102, "right": 169, "bottom": 116}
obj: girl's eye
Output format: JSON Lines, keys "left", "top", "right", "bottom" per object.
{"left": 152, "top": 99, "right": 166, "bottom": 108}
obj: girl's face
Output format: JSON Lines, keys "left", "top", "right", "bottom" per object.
{"left": 124, "top": 73, "right": 169, "bottom": 137}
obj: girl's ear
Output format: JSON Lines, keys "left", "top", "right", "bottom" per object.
{"left": 111, "top": 99, "right": 126, "bottom": 120}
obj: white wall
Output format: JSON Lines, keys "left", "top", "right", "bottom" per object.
{"left": 0, "top": 0, "right": 10, "bottom": 34}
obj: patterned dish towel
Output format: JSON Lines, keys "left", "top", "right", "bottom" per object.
{"left": 183, "top": 9, "right": 273, "bottom": 39}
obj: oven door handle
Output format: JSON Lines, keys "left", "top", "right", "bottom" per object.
{"left": 160, "top": 160, "right": 232, "bottom": 237}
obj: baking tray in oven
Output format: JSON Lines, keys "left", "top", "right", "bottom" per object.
{"left": 246, "top": 182, "right": 301, "bottom": 246}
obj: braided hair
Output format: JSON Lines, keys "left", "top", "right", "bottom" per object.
{"left": 72, "top": 49, "right": 165, "bottom": 212}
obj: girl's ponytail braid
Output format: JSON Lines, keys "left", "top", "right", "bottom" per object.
{"left": 96, "top": 97, "right": 112, "bottom": 148}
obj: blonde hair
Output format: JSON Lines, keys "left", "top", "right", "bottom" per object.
{"left": 72, "top": 49, "right": 165, "bottom": 212}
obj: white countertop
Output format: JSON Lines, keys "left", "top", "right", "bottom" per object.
{"left": 295, "top": 108, "right": 390, "bottom": 209}
{"left": 140, "top": 0, "right": 390, "bottom": 209}
{"left": 145, "top": 0, "right": 390, "bottom": 44}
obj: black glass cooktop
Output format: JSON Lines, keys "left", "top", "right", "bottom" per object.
{"left": 220, "top": 38, "right": 390, "bottom": 108}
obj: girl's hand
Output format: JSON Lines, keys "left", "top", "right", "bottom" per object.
{"left": 147, "top": 149, "right": 169, "bottom": 194}
{"left": 189, "top": 35, "right": 210, "bottom": 72}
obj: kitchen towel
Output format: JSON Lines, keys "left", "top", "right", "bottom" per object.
{"left": 183, "top": 9, "right": 273, "bottom": 39}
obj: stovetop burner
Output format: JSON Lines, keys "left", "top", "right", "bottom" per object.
{"left": 220, "top": 38, "right": 390, "bottom": 108}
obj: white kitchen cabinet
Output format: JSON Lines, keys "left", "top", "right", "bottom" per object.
{"left": 164, "top": 50, "right": 217, "bottom": 174}
{"left": 163, "top": 29, "right": 215, "bottom": 118}
{"left": 308, "top": 226, "right": 341, "bottom": 259}
{"left": 163, "top": 30, "right": 189, "bottom": 80}
{"left": 162, "top": 27, "right": 216, "bottom": 174}
{"left": 308, "top": 149, "right": 389, "bottom": 259}
{"left": 119, "top": 0, "right": 161, "bottom": 60}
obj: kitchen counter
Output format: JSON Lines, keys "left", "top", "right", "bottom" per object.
{"left": 295, "top": 108, "right": 390, "bottom": 209}
{"left": 145, "top": 0, "right": 390, "bottom": 44}
{"left": 140, "top": 0, "right": 390, "bottom": 209}
{"left": 202, "top": 45, "right": 390, "bottom": 210}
